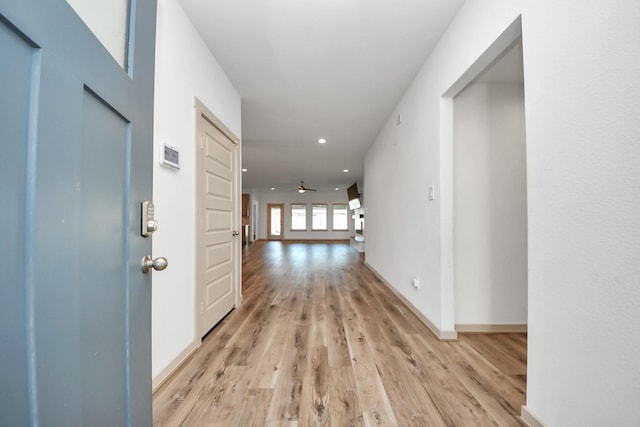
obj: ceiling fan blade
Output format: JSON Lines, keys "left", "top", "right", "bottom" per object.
{"left": 296, "top": 181, "right": 317, "bottom": 192}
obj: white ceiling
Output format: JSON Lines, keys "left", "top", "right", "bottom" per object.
{"left": 177, "top": 0, "right": 465, "bottom": 191}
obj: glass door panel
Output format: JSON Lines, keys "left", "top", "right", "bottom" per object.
{"left": 267, "top": 204, "right": 284, "bottom": 240}
{"left": 66, "top": 0, "right": 130, "bottom": 69}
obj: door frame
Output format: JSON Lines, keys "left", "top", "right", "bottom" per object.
{"left": 252, "top": 202, "right": 258, "bottom": 241}
{"left": 267, "top": 203, "right": 285, "bottom": 240}
{"left": 451, "top": 37, "right": 527, "bottom": 333}
{"left": 439, "top": 16, "right": 523, "bottom": 338}
{"left": 194, "top": 97, "right": 242, "bottom": 340}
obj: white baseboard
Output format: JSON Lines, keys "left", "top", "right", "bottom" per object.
{"left": 364, "top": 261, "right": 458, "bottom": 341}
{"left": 456, "top": 323, "right": 528, "bottom": 333}
{"left": 152, "top": 340, "right": 199, "bottom": 393}
{"left": 521, "top": 406, "right": 545, "bottom": 427}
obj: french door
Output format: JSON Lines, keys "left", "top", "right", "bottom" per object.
{"left": 267, "top": 203, "right": 285, "bottom": 240}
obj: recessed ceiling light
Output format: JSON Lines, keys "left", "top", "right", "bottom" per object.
{"left": 343, "top": 169, "right": 349, "bottom": 173}
{"left": 242, "top": 168, "right": 247, "bottom": 172}
{"left": 335, "top": 188, "right": 339, "bottom": 191}
{"left": 271, "top": 187, "right": 275, "bottom": 191}
{"left": 318, "top": 138, "right": 326, "bottom": 144}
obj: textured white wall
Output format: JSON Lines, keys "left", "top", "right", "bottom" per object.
{"left": 367, "top": 0, "right": 640, "bottom": 424}
{"left": 522, "top": 1, "right": 640, "bottom": 425}
{"left": 364, "top": 0, "right": 523, "bottom": 335}
{"left": 254, "top": 189, "right": 353, "bottom": 240}
{"left": 453, "top": 82, "right": 527, "bottom": 325}
{"left": 151, "top": 0, "right": 241, "bottom": 380}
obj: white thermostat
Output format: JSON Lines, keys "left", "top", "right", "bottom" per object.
{"left": 160, "top": 143, "right": 180, "bottom": 170}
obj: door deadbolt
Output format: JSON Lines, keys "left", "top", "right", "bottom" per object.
{"left": 141, "top": 201, "right": 158, "bottom": 237}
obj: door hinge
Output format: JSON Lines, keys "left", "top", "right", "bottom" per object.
{"left": 200, "top": 302, "right": 204, "bottom": 315}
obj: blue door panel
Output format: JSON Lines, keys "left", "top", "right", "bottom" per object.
{"left": 78, "top": 90, "right": 129, "bottom": 426}
{"left": 0, "top": 16, "right": 35, "bottom": 427}
{"left": 32, "top": 60, "right": 84, "bottom": 426}
{"left": 0, "top": 0, "right": 157, "bottom": 425}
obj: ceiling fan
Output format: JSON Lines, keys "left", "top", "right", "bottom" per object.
{"left": 297, "top": 181, "right": 317, "bottom": 193}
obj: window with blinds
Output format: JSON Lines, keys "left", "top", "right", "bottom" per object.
{"left": 312, "top": 204, "right": 327, "bottom": 231}
{"left": 291, "top": 204, "right": 307, "bottom": 231}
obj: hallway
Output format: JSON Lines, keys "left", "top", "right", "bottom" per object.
{"left": 153, "top": 241, "right": 526, "bottom": 426}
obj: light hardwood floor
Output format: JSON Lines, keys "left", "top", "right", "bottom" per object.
{"left": 153, "top": 241, "right": 527, "bottom": 426}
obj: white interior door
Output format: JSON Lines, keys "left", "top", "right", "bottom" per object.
{"left": 196, "top": 101, "right": 239, "bottom": 338}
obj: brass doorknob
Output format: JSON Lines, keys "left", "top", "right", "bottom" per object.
{"left": 141, "top": 255, "right": 168, "bottom": 273}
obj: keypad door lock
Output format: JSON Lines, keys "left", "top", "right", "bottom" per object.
{"left": 141, "top": 201, "right": 158, "bottom": 237}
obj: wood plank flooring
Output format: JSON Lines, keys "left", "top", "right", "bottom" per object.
{"left": 153, "top": 241, "right": 527, "bottom": 426}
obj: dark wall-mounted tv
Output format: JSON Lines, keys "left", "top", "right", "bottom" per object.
{"left": 347, "top": 182, "right": 359, "bottom": 202}
{"left": 347, "top": 182, "right": 361, "bottom": 210}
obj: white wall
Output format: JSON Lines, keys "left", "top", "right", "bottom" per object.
{"left": 366, "top": 0, "right": 640, "bottom": 424}
{"left": 152, "top": 0, "right": 241, "bottom": 381}
{"left": 453, "top": 82, "right": 527, "bottom": 325}
{"left": 522, "top": 1, "right": 640, "bottom": 425}
{"left": 364, "top": 0, "right": 523, "bottom": 336}
{"left": 253, "top": 189, "right": 353, "bottom": 240}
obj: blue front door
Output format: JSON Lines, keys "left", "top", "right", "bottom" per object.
{"left": 0, "top": 0, "right": 156, "bottom": 425}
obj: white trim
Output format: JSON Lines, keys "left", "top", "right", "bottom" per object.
{"left": 441, "top": 16, "right": 523, "bottom": 98}
{"left": 152, "top": 340, "right": 199, "bottom": 393}
{"left": 439, "top": 96, "right": 455, "bottom": 332}
{"left": 364, "top": 262, "right": 458, "bottom": 341}
{"left": 521, "top": 406, "right": 546, "bottom": 427}
{"left": 456, "top": 324, "right": 527, "bottom": 333}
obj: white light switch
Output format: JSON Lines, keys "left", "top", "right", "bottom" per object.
{"left": 428, "top": 185, "right": 435, "bottom": 200}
